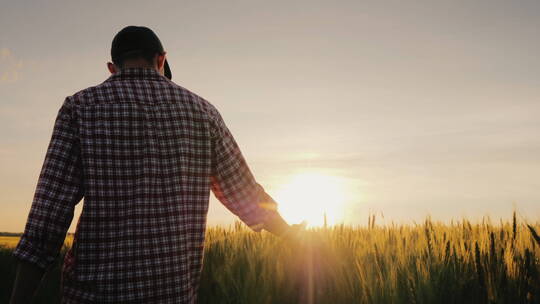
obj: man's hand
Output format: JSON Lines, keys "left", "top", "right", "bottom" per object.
{"left": 263, "top": 211, "right": 306, "bottom": 241}
{"left": 262, "top": 211, "right": 290, "bottom": 236}
{"left": 9, "top": 260, "right": 45, "bottom": 304}
{"left": 282, "top": 222, "right": 307, "bottom": 242}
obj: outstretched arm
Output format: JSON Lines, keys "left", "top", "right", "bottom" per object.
{"left": 208, "top": 105, "right": 290, "bottom": 233}
{"left": 10, "top": 98, "right": 84, "bottom": 303}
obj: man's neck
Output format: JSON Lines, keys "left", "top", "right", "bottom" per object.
{"left": 121, "top": 59, "right": 157, "bottom": 70}
{"left": 122, "top": 65, "right": 156, "bottom": 70}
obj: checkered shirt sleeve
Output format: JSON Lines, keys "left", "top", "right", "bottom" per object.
{"left": 208, "top": 107, "right": 278, "bottom": 232}
{"left": 13, "top": 97, "right": 84, "bottom": 270}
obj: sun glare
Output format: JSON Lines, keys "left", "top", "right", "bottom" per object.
{"left": 273, "top": 172, "right": 349, "bottom": 227}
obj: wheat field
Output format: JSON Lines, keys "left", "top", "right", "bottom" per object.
{"left": 1, "top": 214, "right": 539, "bottom": 303}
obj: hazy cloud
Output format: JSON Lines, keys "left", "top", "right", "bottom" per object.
{"left": 0, "top": 48, "right": 23, "bottom": 83}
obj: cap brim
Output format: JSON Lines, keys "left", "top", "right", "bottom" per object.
{"left": 164, "top": 59, "right": 172, "bottom": 80}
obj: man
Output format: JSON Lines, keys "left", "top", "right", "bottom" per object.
{"left": 10, "top": 26, "right": 292, "bottom": 303}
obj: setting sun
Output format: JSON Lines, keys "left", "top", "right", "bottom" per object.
{"left": 272, "top": 172, "right": 349, "bottom": 227}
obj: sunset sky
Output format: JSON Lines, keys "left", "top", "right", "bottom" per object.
{"left": 1, "top": 0, "right": 539, "bottom": 232}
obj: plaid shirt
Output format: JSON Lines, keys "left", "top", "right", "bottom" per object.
{"left": 13, "top": 67, "right": 278, "bottom": 303}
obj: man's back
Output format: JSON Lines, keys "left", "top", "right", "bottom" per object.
{"left": 13, "top": 67, "right": 276, "bottom": 303}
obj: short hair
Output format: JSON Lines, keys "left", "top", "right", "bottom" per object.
{"left": 113, "top": 50, "right": 158, "bottom": 68}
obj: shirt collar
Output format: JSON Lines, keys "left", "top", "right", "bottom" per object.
{"left": 106, "top": 67, "right": 167, "bottom": 82}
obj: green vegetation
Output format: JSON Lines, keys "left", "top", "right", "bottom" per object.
{"left": 1, "top": 214, "right": 539, "bottom": 303}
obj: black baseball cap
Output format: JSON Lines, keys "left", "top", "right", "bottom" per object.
{"left": 111, "top": 26, "right": 172, "bottom": 80}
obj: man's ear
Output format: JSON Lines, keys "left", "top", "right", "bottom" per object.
{"left": 156, "top": 52, "right": 166, "bottom": 73}
{"left": 107, "top": 62, "right": 118, "bottom": 74}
